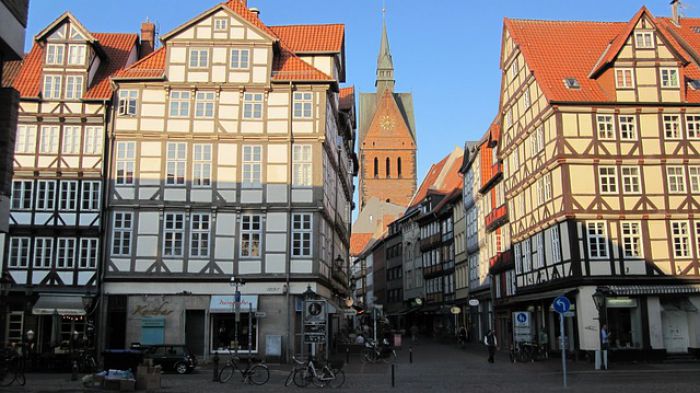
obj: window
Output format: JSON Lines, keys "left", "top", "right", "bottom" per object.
{"left": 292, "top": 144, "right": 312, "bottom": 186}
{"left": 195, "top": 91, "right": 215, "bottom": 118}
{"left": 56, "top": 238, "right": 76, "bottom": 269}
{"left": 43, "top": 75, "right": 62, "bottom": 99}
{"left": 79, "top": 239, "right": 98, "bottom": 268}
{"left": 534, "top": 126, "right": 545, "bottom": 154}
{"left": 536, "top": 177, "right": 544, "bottom": 206}
{"left": 240, "top": 214, "right": 262, "bottom": 258}
{"left": 243, "top": 93, "right": 263, "bottom": 119}
{"left": 36, "top": 180, "right": 57, "bottom": 211}
{"left": 116, "top": 141, "right": 136, "bottom": 185}
{"left": 166, "top": 142, "right": 187, "bottom": 185}
{"left": 621, "top": 166, "right": 641, "bottom": 194}
{"left": 189, "top": 48, "right": 209, "bottom": 68}
{"left": 511, "top": 148, "right": 520, "bottom": 171}
{"left": 34, "top": 238, "right": 54, "bottom": 268}
{"left": 661, "top": 68, "right": 679, "bottom": 88}
{"left": 193, "top": 144, "right": 212, "bottom": 187}
{"left": 514, "top": 243, "right": 522, "bottom": 274}
{"left": 687, "top": 115, "right": 700, "bottom": 139}
{"left": 598, "top": 166, "right": 617, "bottom": 194}
{"left": 671, "top": 221, "right": 691, "bottom": 258}
{"left": 551, "top": 226, "right": 561, "bottom": 263}
{"left": 46, "top": 44, "right": 65, "bottom": 64}
{"left": 83, "top": 126, "right": 103, "bottom": 155}
{"left": 190, "top": 213, "right": 210, "bottom": 258}
{"left": 666, "top": 166, "right": 686, "bottom": 193}
{"left": 586, "top": 221, "right": 608, "bottom": 259}
{"left": 373, "top": 157, "right": 378, "bottom": 177}
{"left": 621, "top": 222, "right": 643, "bottom": 259}
{"left": 214, "top": 18, "right": 228, "bottom": 31}
{"left": 59, "top": 181, "right": 78, "bottom": 211}
{"left": 163, "top": 213, "right": 185, "bottom": 257}
{"left": 62, "top": 126, "right": 81, "bottom": 154}
{"left": 689, "top": 166, "right": 700, "bottom": 193}
{"left": 543, "top": 173, "right": 553, "bottom": 200}
{"left": 242, "top": 145, "right": 262, "bottom": 187}
{"left": 596, "top": 115, "right": 615, "bottom": 140}
{"left": 522, "top": 238, "right": 531, "bottom": 272}
{"left": 635, "top": 31, "right": 654, "bottom": 48}
{"left": 68, "top": 44, "right": 86, "bottom": 65}
{"left": 65, "top": 75, "right": 83, "bottom": 99}
{"left": 615, "top": 69, "right": 634, "bottom": 88}
{"left": 70, "top": 25, "right": 85, "bottom": 40}
{"left": 523, "top": 88, "right": 531, "bottom": 108}
{"left": 533, "top": 233, "right": 544, "bottom": 269}
{"left": 15, "top": 125, "right": 36, "bottom": 153}
{"left": 169, "top": 91, "right": 190, "bottom": 117}
{"left": 81, "top": 181, "right": 101, "bottom": 211}
{"left": 230, "top": 48, "right": 249, "bottom": 69}
{"left": 40, "top": 126, "right": 59, "bottom": 153}
{"left": 664, "top": 115, "right": 681, "bottom": 139}
{"left": 398, "top": 157, "right": 402, "bottom": 177}
{"left": 619, "top": 115, "right": 637, "bottom": 140}
{"left": 112, "top": 212, "right": 133, "bottom": 256}
{"left": 11, "top": 181, "right": 33, "bottom": 210}
{"left": 386, "top": 158, "right": 391, "bottom": 178}
{"left": 293, "top": 92, "right": 313, "bottom": 118}
{"left": 510, "top": 58, "right": 518, "bottom": 80}
{"left": 118, "top": 90, "right": 138, "bottom": 116}
{"left": 9, "top": 238, "right": 30, "bottom": 268}
{"left": 696, "top": 223, "right": 700, "bottom": 258}
{"left": 292, "top": 213, "right": 312, "bottom": 257}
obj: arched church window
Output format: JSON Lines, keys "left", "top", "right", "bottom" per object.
{"left": 374, "top": 157, "right": 378, "bottom": 177}
{"left": 397, "top": 157, "right": 402, "bottom": 178}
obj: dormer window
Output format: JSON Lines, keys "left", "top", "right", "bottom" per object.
{"left": 634, "top": 31, "right": 654, "bottom": 49}
{"left": 661, "top": 68, "right": 679, "bottom": 88}
{"left": 689, "top": 79, "right": 700, "bottom": 90}
{"left": 615, "top": 69, "right": 634, "bottom": 88}
{"left": 68, "top": 45, "right": 86, "bottom": 65}
{"left": 563, "top": 77, "right": 580, "bottom": 89}
{"left": 43, "top": 75, "right": 62, "bottom": 99}
{"left": 70, "top": 25, "right": 86, "bottom": 40}
{"left": 65, "top": 76, "right": 83, "bottom": 100}
{"left": 46, "top": 44, "right": 64, "bottom": 65}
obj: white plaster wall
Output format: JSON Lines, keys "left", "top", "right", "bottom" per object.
{"left": 647, "top": 296, "right": 664, "bottom": 349}
{"left": 575, "top": 285, "right": 600, "bottom": 350}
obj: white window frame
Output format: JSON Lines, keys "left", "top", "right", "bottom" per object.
{"left": 523, "top": 88, "right": 531, "bottom": 108}
{"left": 11, "top": 180, "right": 33, "bottom": 211}
{"left": 243, "top": 93, "right": 263, "bottom": 119}
{"left": 112, "top": 212, "right": 133, "bottom": 256}
{"left": 689, "top": 166, "right": 700, "bottom": 194}
{"left": 242, "top": 145, "right": 262, "bottom": 188}
{"left": 598, "top": 166, "right": 618, "bottom": 194}
{"left": 59, "top": 180, "right": 78, "bottom": 211}
{"left": 40, "top": 126, "right": 59, "bottom": 153}
{"left": 118, "top": 90, "right": 138, "bottom": 116}
{"left": 214, "top": 18, "right": 228, "bottom": 31}
{"left": 666, "top": 166, "right": 686, "bottom": 193}
{"left": 240, "top": 214, "right": 262, "bottom": 258}
{"left": 661, "top": 68, "right": 680, "bottom": 88}
{"left": 292, "top": 213, "right": 313, "bottom": 257}
{"left": 166, "top": 142, "right": 187, "bottom": 186}
{"left": 62, "top": 125, "right": 81, "bottom": 154}
{"left": 195, "top": 91, "right": 215, "bottom": 118}
{"left": 169, "top": 91, "right": 191, "bottom": 118}
{"left": 621, "top": 221, "right": 643, "bottom": 259}
{"left": 230, "top": 48, "right": 250, "bottom": 70}
{"left": 43, "top": 75, "right": 62, "bottom": 99}
{"left": 293, "top": 92, "right": 313, "bottom": 119}
{"left": 189, "top": 48, "right": 209, "bottom": 68}
{"left": 596, "top": 115, "right": 615, "bottom": 140}
{"left": 615, "top": 68, "right": 634, "bottom": 88}
{"left": 634, "top": 31, "right": 654, "bottom": 48}
{"left": 115, "top": 141, "right": 136, "bottom": 185}
{"left": 81, "top": 181, "right": 101, "bottom": 211}
{"left": 8, "top": 237, "right": 31, "bottom": 268}
{"left": 163, "top": 213, "right": 185, "bottom": 257}
{"left": 36, "top": 180, "right": 56, "bottom": 211}
{"left": 586, "top": 221, "right": 609, "bottom": 260}
{"left": 34, "top": 237, "right": 54, "bottom": 268}
{"left": 664, "top": 115, "right": 681, "bottom": 139}
{"left": 83, "top": 126, "right": 103, "bottom": 155}
{"left": 79, "top": 238, "right": 99, "bottom": 269}
{"left": 190, "top": 213, "right": 211, "bottom": 258}
{"left": 619, "top": 115, "right": 637, "bottom": 140}
{"left": 67, "top": 44, "right": 86, "bottom": 65}
{"left": 621, "top": 166, "right": 641, "bottom": 194}
{"left": 292, "top": 144, "right": 312, "bottom": 187}
{"left": 46, "top": 44, "right": 65, "bottom": 64}
{"left": 15, "top": 125, "right": 36, "bottom": 154}
{"left": 686, "top": 115, "right": 700, "bottom": 140}
{"left": 65, "top": 75, "right": 83, "bottom": 100}
{"left": 522, "top": 238, "right": 531, "bottom": 272}
{"left": 543, "top": 173, "right": 553, "bottom": 201}
{"left": 192, "top": 144, "right": 212, "bottom": 187}
{"left": 671, "top": 221, "right": 691, "bottom": 259}
{"left": 56, "top": 237, "right": 77, "bottom": 269}
{"left": 551, "top": 226, "right": 562, "bottom": 264}
{"left": 534, "top": 233, "right": 544, "bottom": 269}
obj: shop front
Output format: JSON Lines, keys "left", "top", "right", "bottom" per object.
{"left": 210, "top": 295, "right": 259, "bottom": 354}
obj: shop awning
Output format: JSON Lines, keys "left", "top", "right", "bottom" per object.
{"left": 210, "top": 295, "right": 258, "bottom": 313}
{"left": 498, "top": 288, "right": 579, "bottom": 305}
{"left": 32, "top": 294, "right": 86, "bottom": 316}
{"left": 608, "top": 285, "right": 700, "bottom": 296}
{"left": 661, "top": 298, "right": 698, "bottom": 312}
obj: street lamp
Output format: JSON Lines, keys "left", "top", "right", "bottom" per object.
{"left": 592, "top": 287, "right": 609, "bottom": 370}
{"left": 303, "top": 284, "right": 316, "bottom": 300}
{"left": 229, "top": 276, "right": 246, "bottom": 356}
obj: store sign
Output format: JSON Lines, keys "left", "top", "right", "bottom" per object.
{"left": 210, "top": 295, "right": 259, "bottom": 313}
{"left": 513, "top": 311, "right": 533, "bottom": 343}
{"left": 132, "top": 302, "right": 174, "bottom": 317}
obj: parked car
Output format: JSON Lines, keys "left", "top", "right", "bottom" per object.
{"left": 141, "top": 345, "right": 197, "bottom": 374}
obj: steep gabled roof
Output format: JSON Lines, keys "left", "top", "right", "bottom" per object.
{"left": 2, "top": 60, "right": 23, "bottom": 88}
{"left": 270, "top": 24, "right": 344, "bottom": 53}
{"left": 272, "top": 45, "right": 334, "bottom": 82}
{"left": 408, "top": 147, "right": 464, "bottom": 208}
{"left": 350, "top": 233, "right": 373, "bottom": 257}
{"left": 34, "top": 11, "right": 97, "bottom": 44}
{"left": 339, "top": 86, "right": 355, "bottom": 111}
{"left": 113, "top": 47, "right": 166, "bottom": 80}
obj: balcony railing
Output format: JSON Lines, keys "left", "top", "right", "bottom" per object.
{"left": 419, "top": 233, "right": 442, "bottom": 251}
{"left": 422, "top": 263, "right": 444, "bottom": 278}
{"left": 489, "top": 249, "right": 515, "bottom": 275}
{"left": 485, "top": 204, "right": 508, "bottom": 232}
{"left": 426, "top": 293, "right": 443, "bottom": 304}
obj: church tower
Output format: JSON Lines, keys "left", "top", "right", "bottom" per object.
{"left": 358, "top": 15, "right": 417, "bottom": 211}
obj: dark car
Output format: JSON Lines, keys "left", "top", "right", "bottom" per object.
{"left": 142, "top": 345, "right": 197, "bottom": 374}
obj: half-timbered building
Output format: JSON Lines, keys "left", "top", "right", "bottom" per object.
{"left": 101, "top": 0, "right": 355, "bottom": 359}
{"left": 3, "top": 12, "right": 139, "bottom": 353}
{"left": 498, "top": 6, "right": 700, "bottom": 358}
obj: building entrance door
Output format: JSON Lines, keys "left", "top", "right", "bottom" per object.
{"left": 662, "top": 311, "right": 689, "bottom": 354}
{"left": 185, "top": 310, "right": 205, "bottom": 356}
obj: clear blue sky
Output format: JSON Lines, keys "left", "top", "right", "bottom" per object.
{"left": 26, "top": 0, "right": 685, "bottom": 182}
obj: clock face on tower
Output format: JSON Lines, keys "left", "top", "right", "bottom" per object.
{"left": 380, "top": 115, "right": 394, "bottom": 130}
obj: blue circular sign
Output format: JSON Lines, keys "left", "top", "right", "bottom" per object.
{"left": 516, "top": 313, "right": 527, "bottom": 323}
{"left": 552, "top": 296, "right": 571, "bottom": 314}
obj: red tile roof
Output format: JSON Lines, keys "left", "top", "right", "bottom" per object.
{"left": 270, "top": 24, "right": 344, "bottom": 53}
{"left": 339, "top": 86, "right": 355, "bottom": 110}
{"left": 408, "top": 148, "right": 464, "bottom": 208}
{"left": 2, "top": 60, "right": 23, "bottom": 89}
{"left": 113, "top": 47, "right": 166, "bottom": 80}
{"left": 409, "top": 155, "right": 449, "bottom": 207}
{"left": 223, "top": 0, "right": 278, "bottom": 40}
{"left": 13, "top": 33, "right": 137, "bottom": 99}
{"left": 505, "top": 8, "right": 700, "bottom": 103}
{"left": 272, "top": 45, "right": 333, "bottom": 81}
{"left": 350, "top": 233, "right": 373, "bottom": 257}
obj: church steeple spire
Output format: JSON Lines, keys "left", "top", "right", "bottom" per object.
{"left": 376, "top": 3, "right": 395, "bottom": 93}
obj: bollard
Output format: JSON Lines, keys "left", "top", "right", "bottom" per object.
{"left": 346, "top": 347, "right": 350, "bottom": 364}
{"left": 391, "top": 364, "right": 395, "bottom": 387}
{"left": 212, "top": 353, "right": 220, "bottom": 382}
{"left": 71, "top": 360, "right": 79, "bottom": 381}
{"left": 409, "top": 347, "right": 413, "bottom": 364}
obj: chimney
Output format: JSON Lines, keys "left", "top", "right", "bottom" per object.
{"left": 140, "top": 20, "right": 156, "bottom": 58}
{"left": 250, "top": 7, "right": 260, "bottom": 17}
{"left": 671, "top": 0, "right": 680, "bottom": 25}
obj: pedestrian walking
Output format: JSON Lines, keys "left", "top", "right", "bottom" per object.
{"left": 457, "top": 327, "right": 467, "bottom": 347}
{"left": 600, "top": 324, "right": 610, "bottom": 370}
{"left": 410, "top": 324, "right": 419, "bottom": 343}
{"left": 483, "top": 330, "right": 498, "bottom": 363}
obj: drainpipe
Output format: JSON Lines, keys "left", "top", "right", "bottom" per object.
{"left": 286, "top": 81, "right": 294, "bottom": 361}
{"left": 96, "top": 98, "right": 111, "bottom": 360}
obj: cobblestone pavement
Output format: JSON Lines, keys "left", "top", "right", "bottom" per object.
{"left": 5, "top": 340, "right": 700, "bottom": 393}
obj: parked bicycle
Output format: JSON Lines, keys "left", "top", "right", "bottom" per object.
{"left": 78, "top": 349, "right": 98, "bottom": 373}
{"left": 361, "top": 338, "right": 397, "bottom": 363}
{"left": 286, "top": 356, "right": 344, "bottom": 388}
{"left": 218, "top": 350, "right": 269, "bottom": 385}
{"left": 0, "top": 348, "right": 26, "bottom": 387}
{"left": 510, "top": 342, "right": 547, "bottom": 363}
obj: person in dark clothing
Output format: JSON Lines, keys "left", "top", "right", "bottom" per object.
{"left": 483, "top": 330, "right": 498, "bottom": 363}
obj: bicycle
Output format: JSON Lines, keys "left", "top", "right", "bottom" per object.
{"left": 0, "top": 349, "right": 26, "bottom": 387}
{"left": 218, "top": 350, "right": 269, "bottom": 385}
{"left": 289, "top": 356, "right": 344, "bottom": 388}
{"left": 78, "top": 349, "right": 97, "bottom": 373}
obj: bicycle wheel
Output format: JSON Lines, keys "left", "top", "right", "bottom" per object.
{"left": 0, "top": 364, "right": 15, "bottom": 387}
{"left": 327, "top": 369, "right": 345, "bottom": 389}
{"left": 284, "top": 369, "right": 295, "bottom": 387}
{"left": 15, "top": 371, "right": 25, "bottom": 387}
{"left": 361, "top": 348, "right": 376, "bottom": 363}
{"left": 293, "top": 368, "right": 312, "bottom": 388}
{"left": 218, "top": 365, "right": 235, "bottom": 383}
{"left": 247, "top": 364, "right": 269, "bottom": 385}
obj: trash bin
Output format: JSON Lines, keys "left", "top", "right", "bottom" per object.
{"left": 102, "top": 349, "right": 143, "bottom": 371}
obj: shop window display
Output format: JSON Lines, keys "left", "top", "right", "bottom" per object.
{"left": 212, "top": 314, "right": 258, "bottom": 352}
